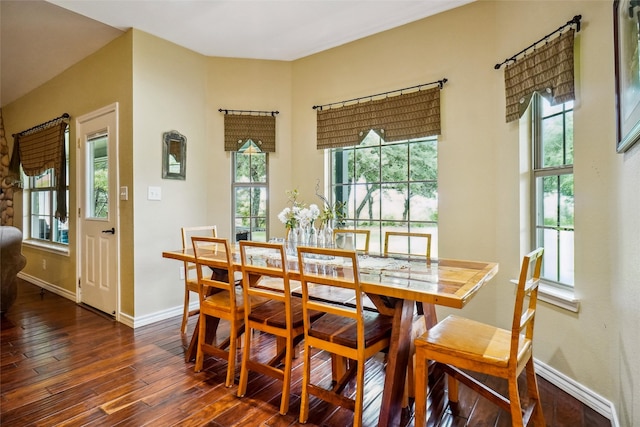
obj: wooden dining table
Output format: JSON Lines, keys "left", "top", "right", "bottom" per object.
{"left": 162, "top": 243, "right": 498, "bottom": 427}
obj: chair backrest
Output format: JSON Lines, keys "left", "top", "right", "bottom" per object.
{"left": 191, "top": 236, "right": 237, "bottom": 308}
{"left": 238, "top": 241, "right": 294, "bottom": 324}
{"left": 510, "top": 247, "right": 544, "bottom": 362}
{"left": 383, "top": 231, "right": 431, "bottom": 262}
{"left": 333, "top": 229, "right": 370, "bottom": 253}
{"left": 182, "top": 225, "right": 217, "bottom": 278}
{"left": 297, "top": 246, "right": 367, "bottom": 348}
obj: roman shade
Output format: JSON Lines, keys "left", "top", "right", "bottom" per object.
{"left": 316, "top": 87, "right": 441, "bottom": 149}
{"left": 9, "top": 118, "right": 68, "bottom": 222}
{"left": 504, "top": 28, "right": 575, "bottom": 123}
{"left": 223, "top": 114, "right": 276, "bottom": 152}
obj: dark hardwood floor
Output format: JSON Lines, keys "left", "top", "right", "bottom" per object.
{"left": 1, "top": 279, "right": 610, "bottom": 426}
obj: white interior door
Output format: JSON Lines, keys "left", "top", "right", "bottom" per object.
{"left": 76, "top": 104, "right": 119, "bottom": 317}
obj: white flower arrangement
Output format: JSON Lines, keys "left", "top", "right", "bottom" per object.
{"left": 278, "top": 189, "right": 321, "bottom": 230}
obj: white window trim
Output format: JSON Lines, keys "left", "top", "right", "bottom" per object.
{"left": 23, "top": 239, "right": 70, "bottom": 255}
{"left": 511, "top": 279, "right": 580, "bottom": 312}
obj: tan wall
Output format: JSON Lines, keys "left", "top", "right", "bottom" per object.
{"left": 130, "top": 30, "right": 208, "bottom": 317}
{"left": 205, "top": 57, "right": 293, "bottom": 240}
{"left": 2, "top": 32, "right": 134, "bottom": 309}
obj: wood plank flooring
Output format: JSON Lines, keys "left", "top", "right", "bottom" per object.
{"left": 1, "top": 279, "right": 610, "bottom": 426}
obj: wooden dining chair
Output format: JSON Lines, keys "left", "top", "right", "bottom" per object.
{"left": 180, "top": 225, "right": 217, "bottom": 334}
{"left": 413, "top": 248, "right": 545, "bottom": 427}
{"left": 191, "top": 236, "right": 261, "bottom": 387}
{"left": 384, "top": 230, "right": 433, "bottom": 318}
{"left": 383, "top": 230, "right": 431, "bottom": 261}
{"left": 333, "top": 229, "right": 371, "bottom": 253}
{"left": 296, "top": 246, "right": 393, "bottom": 427}
{"left": 236, "top": 241, "right": 323, "bottom": 415}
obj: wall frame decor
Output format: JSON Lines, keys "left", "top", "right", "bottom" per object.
{"left": 614, "top": 0, "right": 640, "bottom": 152}
{"left": 162, "top": 130, "right": 186, "bottom": 180}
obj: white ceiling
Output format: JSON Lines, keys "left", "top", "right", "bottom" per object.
{"left": 1, "top": 0, "right": 474, "bottom": 107}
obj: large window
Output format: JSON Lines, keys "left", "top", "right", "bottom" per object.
{"left": 27, "top": 130, "right": 70, "bottom": 245}
{"left": 329, "top": 130, "right": 438, "bottom": 255}
{"left": 532, "top": 94, "right": 574, "bottom": 287}
{"left": 233, "top": 143, "right": 268, "bottom": 242}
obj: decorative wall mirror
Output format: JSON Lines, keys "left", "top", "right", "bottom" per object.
{"left": 162, "top": 130, "right": 186, "bottom": 180}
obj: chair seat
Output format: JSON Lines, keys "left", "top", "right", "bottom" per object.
{"left": 204, "top": 287, "right": 266, "bottom": 313}
{"left": 417, "top": 314, "right": 533, "bottom": 368}
{"left": 248, "top": 299, "right": 323, "bottom": 329}
{"left": 309, "top": 311, "right": 393, "bottom": 348}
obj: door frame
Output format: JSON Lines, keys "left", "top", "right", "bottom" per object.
{"left": 75, "top": 102, "right": 121, "bottom": 321}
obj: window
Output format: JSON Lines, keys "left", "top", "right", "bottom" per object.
{"left": 27, "top": 129, "right": 70, "bottom": 245}
{"left": 532, "top": 94, "right": 574, "bottom": 287}
{"left": 329, "top": 130, "right": 438, "bottom": 255}
{"left": 232, "top": 142, "right": 268, "bottom": 242}
{"left": 87, "top": 132, "right": 108, "bottom": 219}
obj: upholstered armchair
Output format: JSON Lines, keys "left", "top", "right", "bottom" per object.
{"left": 1, "top": 226, "right": 27, "bottom": 315}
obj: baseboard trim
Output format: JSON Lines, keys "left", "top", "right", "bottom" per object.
{"left": 16, "top": 273, "right": 197, "bottom": 330}
{"left": 18, "top": 272, "right": 76, "bottom": 301}
{"left": 535, "top": 359, "right": 618, "bottom": 426}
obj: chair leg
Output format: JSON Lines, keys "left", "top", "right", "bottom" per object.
{"left": 181, "top": 288, "right": 190, "bottom": 334}
{"left": 413, "top": 347, "right": 428, "bottom": 427}
{"left": 225, "top": 322, "right": 238, "bottom": 387}
{"left": 403, "top": 314, "right": 426, "bottom": 407}
{"left": 347, "top": 359, "right": 362, "bottom": 427}
{"left": 447, "top": 374, "right": 459, "bottom": 403}
{"left": 299, "top": 343, "right": 312, "bottom": 424}
{"left": 279, "top": 336, "right": 294, "bottom": 415}
{"left": 194, "top": 312, "right": 206, "bottom": 372}
{"left": 525, "top": 358, "right": 546, "bottom": 426}
{"left": 507, "top": 373, "right": 525, "bottom": 427}
{"left": 237, "top": 325, "right": 252, "bottom": 397}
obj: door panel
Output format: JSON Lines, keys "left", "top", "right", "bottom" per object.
{"left": 77, "top": 104, "right": 119, "bottom": 317}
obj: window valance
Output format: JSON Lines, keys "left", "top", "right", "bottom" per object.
{"left": 223, "top": 113, "right": 276, "bottom": 152}
{"left": 9, "top": 115, "right": 68, "bottom": 222}
{"left": 316, "top": 87, "right": 441, "bottom": 149}
{"left": 504, "top": 28, "right": 576, "bottom": 123}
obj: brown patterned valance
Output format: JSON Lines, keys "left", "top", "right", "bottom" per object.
{"left": 504, "top": 29, "right": 575, "bottom": 123}
{"left": 223, "top": 114, "right": 276, "bottom": 152}
{"left": 316, "top": 87, "right": 441, "bottom": 149}
{"left": 9, "top": 118, "right": 68, "bottom": 222}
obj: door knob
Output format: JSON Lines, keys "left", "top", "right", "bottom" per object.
{"left": 102, "top": 227, "right": 115, "bottom": 234}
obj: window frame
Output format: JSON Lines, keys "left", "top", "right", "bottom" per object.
{"left": 327, "top": 131, "right": 438, "bottom": 255}
{"left": 531, "top": 93, "right": 575, "bottom": 290}
{"left": 231, "top": 148, "right": 269, "bottom": 243}
{"left": 23, "top": 129, "right": 70, "bottom": 250}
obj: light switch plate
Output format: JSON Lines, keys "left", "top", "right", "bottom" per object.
{"left": 120, "top": 186, "right": 128, "bottom": 200}
{"left": 148, "top": 186, "right": 162, "bottom": 201}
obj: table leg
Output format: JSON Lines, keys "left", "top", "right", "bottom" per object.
{"left": 377, "top": 298, "right": 414, "bottom": 427}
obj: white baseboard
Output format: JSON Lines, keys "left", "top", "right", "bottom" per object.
{"left": 18, "top": 272, "right": 77, "bottom": 301}
{"left": 131, "top": 305, "right": 183, "bottom": 328}
{"left": 535, "top": 359, "right": 618, "bottom": 426}
{"left": 16, "top": 273, "right": 199, "bottom": 330}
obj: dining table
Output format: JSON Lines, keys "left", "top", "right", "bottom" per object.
{"left": 162, "top": 242, "right": 498, "bottom": 427}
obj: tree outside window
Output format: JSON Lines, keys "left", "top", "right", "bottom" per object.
{"left": 233, "top": 143, "right": 268, "bottom": 242}
{"left": 330, "top": 131, "right": 437, "bottom": 255}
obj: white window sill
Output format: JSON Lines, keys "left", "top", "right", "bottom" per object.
{"left": 511, "top": 279, "right": 580, "bottom": 313}
{"left": 23, "top": 239, "right": 70, "bottom": 256}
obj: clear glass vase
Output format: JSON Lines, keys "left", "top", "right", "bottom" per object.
{"left": 320, "top": 220, "right": 333, "bottom": 248}
{"left": 308, "top": 224, "right": 318, "bottom": 246}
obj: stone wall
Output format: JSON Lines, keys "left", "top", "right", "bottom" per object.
{"left": 0, "top": 109, "right": 16, "bottom": 226}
